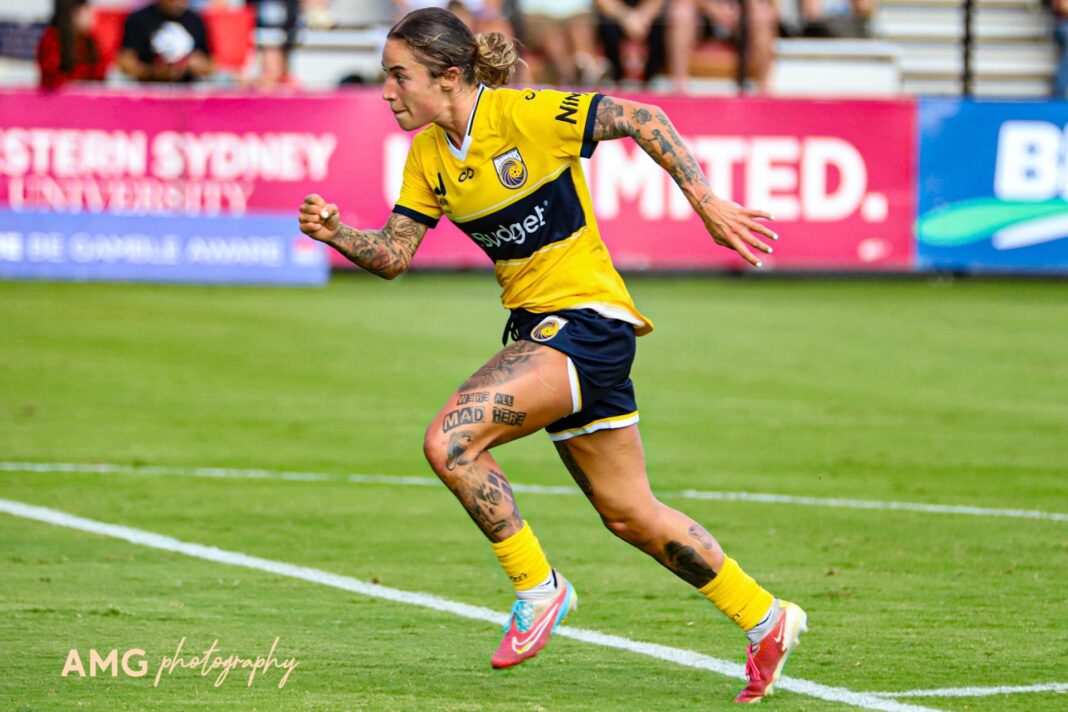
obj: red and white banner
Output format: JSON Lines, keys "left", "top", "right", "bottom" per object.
{"left": 0, "top": 88, "right": 916, "bottom": 271}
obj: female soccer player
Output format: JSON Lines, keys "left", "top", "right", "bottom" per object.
{"left": 298, "top": 8, "right": 805, "bottom": 703}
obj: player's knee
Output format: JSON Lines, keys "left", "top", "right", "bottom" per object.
{"left": 600, "top": 503, "right": 661, "bottom": 547}
{"left": 422, "top": 418, "right": 486, "bottom": 479}
{"left": 422, "top": 421, "right": 449, "bottom": 475}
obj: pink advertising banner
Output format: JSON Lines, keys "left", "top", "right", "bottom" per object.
{"left": 0, "top": 88, "right": 915, "bottom": 272}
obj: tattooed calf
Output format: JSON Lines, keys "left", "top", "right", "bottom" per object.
{"left": 663, "top": 540, "right": 717, "bottom": 588}
{"left": 688, "top": 523, "right": 716, "bottom": 551}
{"left": 452, "top": 466, "right": 522, "bottom": 538}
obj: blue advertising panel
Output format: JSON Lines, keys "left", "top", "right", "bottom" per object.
{"left": 918, "top": 99, "right": 1068, "bottom": 272}
{"left": 0, "top": 211, "right": 327, "bottom": 285}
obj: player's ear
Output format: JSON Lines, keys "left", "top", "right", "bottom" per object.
{"left": 439, "top": 66, "right": 462, "bottom": 92}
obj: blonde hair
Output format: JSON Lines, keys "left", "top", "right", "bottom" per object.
{"left": 388, "top": 8, "right": 520, "bottom": 88}
{"left": 472, "top": 31, "right": 519, "bottom": 87}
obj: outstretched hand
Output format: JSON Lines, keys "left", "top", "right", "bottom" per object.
{"left": 299, "top": 194, "right": 341, "bottom": 243}
{"left": 701, "top": 197, "right": 778, "bottom": 267}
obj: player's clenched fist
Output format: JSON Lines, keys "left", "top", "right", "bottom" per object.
{"left": 299, "top": 194, "right": 341, "bottom": 243}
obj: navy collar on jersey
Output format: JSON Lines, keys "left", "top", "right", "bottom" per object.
{"left": 444, "top": 83, "right": 485, "bottom": 162}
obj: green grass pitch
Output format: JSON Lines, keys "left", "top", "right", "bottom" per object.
{"left": 1, "top": 273, "right": 1066, "bottom": 710}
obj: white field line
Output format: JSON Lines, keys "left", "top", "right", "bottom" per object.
{"left": 0, "top": 497, "right": 936, "bottom": 712}
{"left": 874, "top": 682, "right": 1068, "bottom": 698}
{"left": 2, "top": 461, "right": 1067, "bottom": 523}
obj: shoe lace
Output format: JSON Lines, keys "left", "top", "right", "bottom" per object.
{"left": 504, "top": 600, "right": 535, "bottom": 633}
{"left": 744, "top": 644, "right": 762, "bottom": 683}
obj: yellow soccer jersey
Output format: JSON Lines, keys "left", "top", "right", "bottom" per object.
{"left": 394, "top": 86, "right": 652, "bottom": 336}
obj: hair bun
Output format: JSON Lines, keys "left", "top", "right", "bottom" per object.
{"left": 473, "top": 32, "right": 519, "bottom": 88}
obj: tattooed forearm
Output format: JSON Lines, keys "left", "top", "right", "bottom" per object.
{"left": 663, "top": 540, "right": 717, "bottom": 588}
{"left": 654, "top": 110, "right": 701, "bottom": 183}
{"left": 328, "top": 212, "right": 427, "bottom": 279}
{"left": 592, "top": 97, "right": 709, "bottom": 206}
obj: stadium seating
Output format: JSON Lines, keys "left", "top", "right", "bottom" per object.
{"left": 274, "top": 0, "right": 390, "bottom": 89}
{"left": 288, "top": 27, "right": 387, "bottom": 90}
{"left": 873, "top": 0, "right": 1055, "bottom": 96}
{"left": 0, "top": 0, "right": 1058, "bottom": 96}
{"left": 770, "top": 38, "right": 902, "bottom": 95}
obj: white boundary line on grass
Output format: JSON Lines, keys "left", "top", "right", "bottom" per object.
{"left": 873, "top": 682, "right": 1068, "bottom": 698}
{"left": 2, "top": 461, "right": 1067, "bottom": 523}
{"left": 0, "top": 497, "right": 936, "bottom": 712}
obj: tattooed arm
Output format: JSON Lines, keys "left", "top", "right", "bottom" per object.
{"left": 591, "top": 97, "right": 776, "bottom": 267}
{"left": 298, "top": 194, "right": 428, "bottom": 280}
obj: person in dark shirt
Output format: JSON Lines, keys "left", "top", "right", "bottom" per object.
{"left": 36, "top": 0, "right": 107, "bottom": 89}
{"left": 1052, "top": 0, "right": 1068, "bottom": 96}
{"left": 594, "top": 0, "right": 668, "bottom": 84}
{"left": 118, "top": 0, "right": 214, "bottom": 82}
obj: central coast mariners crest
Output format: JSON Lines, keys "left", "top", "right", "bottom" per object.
{"left": 493, "top": 147, "right": 528, "bottom": 189}
{"left": 531, "top": 316, "right": 568, "bottom": 342}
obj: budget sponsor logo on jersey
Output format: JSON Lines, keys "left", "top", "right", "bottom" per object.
{"left": 469, "top": 200, "right": 548, "bottom": 249}
{"left": 457, "top": 169, "right": 587, "bottom": 260}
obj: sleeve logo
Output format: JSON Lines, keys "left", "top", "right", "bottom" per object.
{"left": 555, "top": 93, "right": 582, "bottom": 125}
{"left": 531, "top": 316, "right": 568, "bottom": 342}
{"left": 492, "top": 147, "right": 528, "bottom": 190}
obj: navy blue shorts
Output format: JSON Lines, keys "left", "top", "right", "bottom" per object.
{"left": 504, "top": 308, "right": 639, "bottom": 441}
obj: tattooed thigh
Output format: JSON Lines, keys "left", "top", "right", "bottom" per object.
{"left": 442, "top": 389, "right": 531, "bottom": 434}
{"left": 460, "top": 341, "right": 544, "bottom": 391}
{"left": 555, "top": 442, "right": 594, "bottom": 497}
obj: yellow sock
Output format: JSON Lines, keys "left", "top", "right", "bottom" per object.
{"left": 699, "top": 556, "right": 775, "bottom": 632}
{"left": 491, "top": 521, "right": 552, "bottom": 592}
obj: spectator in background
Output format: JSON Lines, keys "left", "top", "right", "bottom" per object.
{"left": 668, "top": 0, "right": 778, "bottom": 93}
{"left": 36, "top": 0, "right": 107, "bottom": 89}
{"left": 798, "top": 0, "right": 872, "bottom": 37}
{"left": 1052, "top": 0, "right": 1068, "bottom": 96}
{"left": 393, "top": 0, "right": 514, "bottom": 36}
{"left": 523, "top": 0, "right": 602, "bottom": 85}
{"left": 594, "top": 0, "right": 667, "bottom": 85}
{"left": 119, "top": 0, "right": 214, "bottom": 82}
{"left": 247, "top": 0, "right": 300, "bottom": 87}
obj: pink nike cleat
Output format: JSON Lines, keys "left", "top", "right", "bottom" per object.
{"left": 735, "top": 600, "right": 808, "bottom": 704}
{"left": 491, "top": 573, "right": 577, "bottom": 669}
